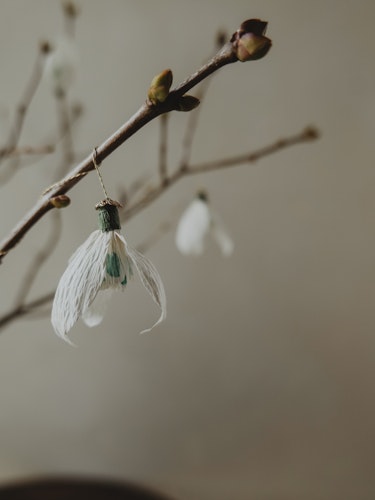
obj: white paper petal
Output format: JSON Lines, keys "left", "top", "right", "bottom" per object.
{"left": 126, "top": 244, "right": 167, "bottom": 333}
{"left": 175, "top": 199, "right": 211, "bottom": 255}
{"left": 211, "top": 215, "right": 234, "bottom": 257}
{"left": 82, "top": 289, "right": 114, "bottom": 327}
{"left": 100, "top": 232, "right": 132, "bottom": 290}
{"left": 51, "top": 230, "right": 109, "bottom": 342}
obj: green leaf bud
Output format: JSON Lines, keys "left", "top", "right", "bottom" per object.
{"left": 50, "top": 195, "right": 71, "bottom": 208}
{"left": 148, "top": 69, "right": 173, "bottom": 105}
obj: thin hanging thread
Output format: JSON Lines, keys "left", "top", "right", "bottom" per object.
{"left": 92, "top": 148, "right": 109, "bottom": 199}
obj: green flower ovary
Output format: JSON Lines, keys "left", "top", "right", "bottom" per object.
{"left": 105, "top": 252, "right": 127, "bottom": 286}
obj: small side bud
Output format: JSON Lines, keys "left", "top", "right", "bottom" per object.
{"left": 63, "top": 1, "right": 79, "bottom": 18}
{"left": 303, "top": 126, "right": 320, "bottom": 140}
{"left": 40, "top": 40, "right": 52, "bottom": 55}
{"left": 50, "top": 195, "right": 71, "bottom": 208}
{"left": 197, "top": 189, "right": 208, "bottom": 203}
{"left": 231, "top": 19, "right": 272, "bottom": 62}
{"left": 148, "top": 69, "right": 173, "bottom": 105}
{"left": 176, "top": 95, "right": 200, "bottom": 112}
{"left": 216, "top": 30, "right": 227, "bottom": 47}
{"left": 71, "top": 102, "right": 84, "bottom": 118}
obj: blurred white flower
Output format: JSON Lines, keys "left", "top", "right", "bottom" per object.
{"left": 45, "top": 35, "right": 78, "bottom": 94}
{"left": 51, "top": 199, "right": 166, "bottom": 344}
{"left": 175, "top": 191, "right": 234, "bottom": 256}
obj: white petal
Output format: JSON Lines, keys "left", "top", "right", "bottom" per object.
{"left": 175, "top": 199, "right": 211, "bottom": 255}
{"left": 82, "top": 289, "right": 114, "bottom": 327}
{"left": 45, "top": 36, "right": 78, "bottom": 93}
{"left": 100, "top": 232, "right": 132, "bottom": 290}
{"left": 51, "top": 230, "right": 109, "bottom": 342}
{"left": 126, "top": 244, "right": 167, "bottom": 333}
{"left": 211, "top": 215, "right": 234, "bottom": 257}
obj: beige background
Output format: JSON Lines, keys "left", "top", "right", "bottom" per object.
{"left": 0, "top": 1, "right": 375, "bottom": 499}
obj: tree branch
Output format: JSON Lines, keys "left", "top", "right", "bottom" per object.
{"left": 0, "top": 41, "right": 238, "bottom": 262}
{"left": 188, "top": 126, "right": 319, "bottom": 174}
{"left": 0, "top": 125, "right": 319, "bottom": 331}
{"left": 158, "top": 114, "right": 168, "bottom": 186}
{"left": 0, "top": 50, "right": 46, "bottom": 165}
{"left": 0, "top": 18, "right": 322, "bottom": 334}
{"left": 123, "top": 126, "right": 319, "bottom": 220}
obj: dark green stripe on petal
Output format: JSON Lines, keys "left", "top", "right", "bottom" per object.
{"left": 106, "top": 252, "right": 121, "bottom": 277}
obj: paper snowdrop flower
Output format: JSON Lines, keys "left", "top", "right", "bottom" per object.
{"left": 51, "top": 198, "right": 166, "bottom": 343}
{"left": 45, "top": 35, "right": 78, "bottom": 95}
{"left": 175, "top": 191, "right": 234, "bottom": 256}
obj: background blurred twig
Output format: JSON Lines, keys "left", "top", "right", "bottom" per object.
{"left": 0, "top": 12, "right": 319, "bottom": 332}
{"left": 0, "top": 125, "right": 318, "bottom": 331}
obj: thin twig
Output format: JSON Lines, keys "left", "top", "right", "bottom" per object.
{"left": 53, "top": 0, "right": 77, "bottom": 180}
{"left": 62, "top": 1, "right": 78, "bottom": 38}
{"left": 0, "top": 292, "right": 55, "bottom": 330}
{"left": 118, "top": 172, "right": 153, "bottom": 208}
{"left": 54, "top": 92, "right": 75, "bottom": 178}
{"left": 0, "top": 49, "right": 46, "bottom": 183}
{"left": 137, "top": 220, "right": 174, "bottom": 254}
{"left": 178, "top": 80, "right": 208, "bottom": 171}
{"left": 0, "top": 126, "right": 319, "bottom": 330}
{"left": 0, "top": 145, "right": 55, "bottom": 157}
{"left": 13, "top": 211, "right": 62, "bottom": 307}
{"left": 188, "top": 127, "right": 320, "bottom": 173}
{"left": 179, "top": 32, "right": 225, "bottom": 170}
{"left": 39, "top": 102, "right": 83, "bottom": 152}
{"left": 10, "top": 68, "right": 76, "bottom": 314}
{"left": 123, "top": 126, "right": 319, "bottom": 220}
{"left": 159, "top": 114, "right": 168, "bottom": 185}
{"left": 1, "top": 104, "right": 84, "bottom": 176}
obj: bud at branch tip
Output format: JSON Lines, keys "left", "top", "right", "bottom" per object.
{"left": 231, "top": 19, "right": 272, "bottom": 62}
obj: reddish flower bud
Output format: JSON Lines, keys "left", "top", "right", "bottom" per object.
{"left": 231, "top": 19, "right": 272, "bottom": 62}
